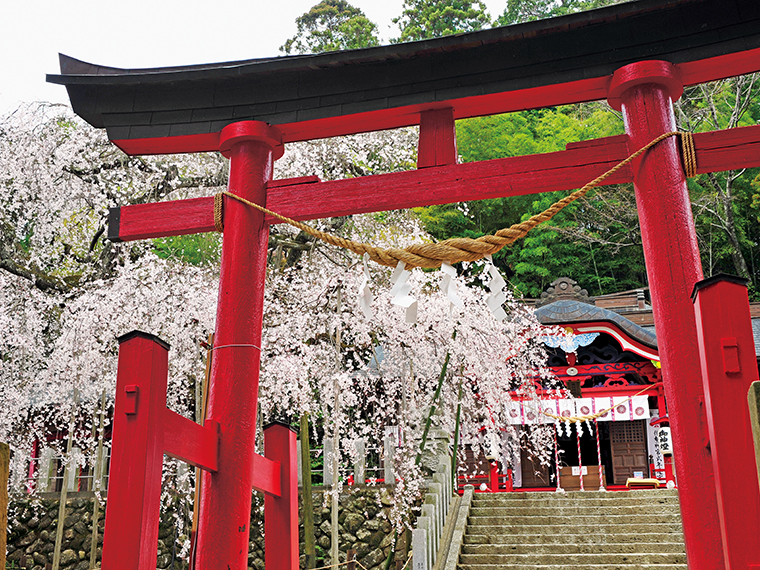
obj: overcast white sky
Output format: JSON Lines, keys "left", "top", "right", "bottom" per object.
{"left": 1, "top": 0, "right": 508, "bottom": 115}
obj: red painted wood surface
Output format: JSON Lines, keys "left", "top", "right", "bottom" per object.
{"left": 163, "top": 413, "right": 219, "bottom": 472}
{"left": 692, "top": 276, "right": 760, "bottom": 569}
{"left": 102, "top": 332, "right": 168, "bottom": 570}
{"left": 263, "top": 423, "right": 298, "bottom": 570}
{"left": 115, "top": 196, "right": 215, "bottom": 242}
{"left": 612, "top": 61, "right": 723, "bottom": 570}
{"left": 251, "top": 452, "right": 281, "bottom": 497}
{"left": 110, "top": 47, "right": 760, "bottom": 155}
{"left": 112, "top": 177, "right": 319, "bottom": 242}
{"left": 417, "top": 108, "right": 457, "bottom": 168}
{"left": 692, "top": 124, "right": 760, "bottom": 172}
{"left": 195, "top": 122, "right": 285, "bottom": 570}
{"left": 110, "top": 124, "right": 760, "bottom": 243}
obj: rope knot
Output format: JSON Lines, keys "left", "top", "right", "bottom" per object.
{"left": 214, "top": 193, "right": 225, "bottom": 232}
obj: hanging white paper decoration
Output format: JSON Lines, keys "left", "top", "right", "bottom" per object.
{"left": 389, "top": 261, "right": 418, "bottom": 323}
{"left": 358, "top": 252, "right": 373, "bottom": 319}
{"left": 484, "top": 255, "right": 507, "bottom": 321}
{"left": 440, "top": 262, "right": 464, "bottom": 310}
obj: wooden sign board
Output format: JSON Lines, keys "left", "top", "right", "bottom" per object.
{"left": 560, "top": 465, "right": 603, "bottom": 491}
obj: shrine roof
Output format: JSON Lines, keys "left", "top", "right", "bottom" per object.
{"left": 534, "top": 299, "right": 659, "bottom": 350}
{"left": 47, "top": 0, "right": 760, "bottom": 150}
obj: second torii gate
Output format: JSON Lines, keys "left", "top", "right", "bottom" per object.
{"left": 48, "top": 0, "right": 760, "bottom": 569}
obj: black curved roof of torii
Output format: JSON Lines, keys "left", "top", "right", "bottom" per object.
{"left": 47, "top": 0, "right": 760, "bottom": 148}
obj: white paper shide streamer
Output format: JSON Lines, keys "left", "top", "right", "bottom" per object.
{"left": 484, "top": 255, "right": 507, "bottom": 321}
{"left": 440, "top": 262, "right": 464, "bottom": 310}
{"left": 358, "top": 252, "right": 373, "bottom": 319}
{"left": 389, "top": 261, "right": 418, "bottom": 323}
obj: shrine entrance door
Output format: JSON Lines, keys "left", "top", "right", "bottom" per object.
{"left": 610, "top": 420, "right": 649, "bottom": 485}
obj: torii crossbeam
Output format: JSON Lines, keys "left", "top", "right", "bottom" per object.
{"left": 48, "top": 1, "right": 760, "bottom": 569}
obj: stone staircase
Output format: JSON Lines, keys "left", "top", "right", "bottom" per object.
{"left": 456, "top": 489, "right": 687, "bottom": 570}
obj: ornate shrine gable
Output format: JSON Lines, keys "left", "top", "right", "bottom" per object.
{"left": 535, "top": 299, "right": 657, "bottom": 351}
{"left": 533, "top": 279, "right": 661, "bottom": 392}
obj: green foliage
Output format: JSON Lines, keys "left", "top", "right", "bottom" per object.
{"left": 675, "top": 77, "right": 760, "bottom": 292}
{"left": 280, "top": 0, "right": 380, "bottom": 54}
{"left": 152, "top": 233, "right": 221, "bottom": 266}
{"left": 752, "top": 172, "right": 760, "bottom": 221}
{"left": 504, "top": 190, "right": 647, "bottom": 297}
{"left": 416, "top": 103, "right": 636, "bottom": 296}
{"left": 495, "top": 0, "right": 620, "bottom": 26}
{"left": 690, "top": 169, "right": 760, "bottom": 285}
{"left": 393, "top": 0, "right": 490, "bottom": 42}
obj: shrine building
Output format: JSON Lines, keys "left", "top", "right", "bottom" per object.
{"left": 460, "top": 277, "right": 760, "bottom": 492}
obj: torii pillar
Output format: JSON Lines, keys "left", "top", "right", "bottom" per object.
{"left": 193, "top": 121, "right": 295, "bottom": 570}
{"left": 608, "top": 61, "right": 723, "bottom": 569}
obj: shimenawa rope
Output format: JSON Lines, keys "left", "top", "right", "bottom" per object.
{"left": 214, "top": 131, "right": 696, "bottom": 269}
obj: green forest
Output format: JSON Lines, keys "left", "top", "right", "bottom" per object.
{"left": 281, "top": 0, "right": 760, "bottom": 299}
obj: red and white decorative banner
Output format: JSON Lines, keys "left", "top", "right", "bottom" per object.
{"left": 505, "top": 396, "right": 650, "bottom": 425}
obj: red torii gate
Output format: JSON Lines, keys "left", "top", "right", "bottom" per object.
{"left": 48, "top": 1, "right": 760, "bottom": 569}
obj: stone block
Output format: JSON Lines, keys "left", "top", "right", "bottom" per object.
{"left": 356, "top": 528, "right": 372, "bottom": 542}
{"left": 363, "top": 548, "right": 386, "bottom": 568}
{"left": 320, "top": 519, "right": 332, "bottom": 534}
{"left": 364, "top": 518, "right": 380, "bottom": 531}
{"left": 60, "top": 549, "right": 78, "bottom": 566}
{"left": 355, "top": 542, "right": 372, "bottom": 558}
{"left": 344, "top": 512, "right": 365, "bottom": 534}
{"left": 369, "top": 530, "right": 385, "bottom": 547}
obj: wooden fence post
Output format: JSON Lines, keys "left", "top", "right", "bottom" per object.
{"left": 301, "top": 413, "right": 316, "bottom": 569}
{"left": 748, "top": 382, "right": 760, "bottom": 491}
{"left": 1, "top": 442, "right": 9, "bottom": 570}
{"left": 53, "top": 393, "right": 78, "bottom": 570}
{"left": 90, "top": 390, "right": 107, "bottom": 569}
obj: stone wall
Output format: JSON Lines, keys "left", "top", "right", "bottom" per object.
{"left": 7, "top": 496, "right": 106, "bottom": 570}
{"left": 5, "top": 487, "right": 405, "bottom": 570}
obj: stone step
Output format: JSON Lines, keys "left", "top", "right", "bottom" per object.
{"left": 472, "top": 489, "right": 677, "bottom": 500}
{"left": 464, "top": 532, "right": 683, "bottom": 545}
{"left": 462, "top": 542, "right": 686, "bottom": 555}
{"left": 472, "top": 491, "right": 678, "bottom": 504}
{"left": 470, "top": 504, "right": 680, "bottom": 517}
{"left": 464, "top": 523, "right": 683, "bottom": 535}
{"left": 457, "top": 563, "right": 687, "bottom": 570}
{"left": 455, "top": 490, "right": 685, "bottom": 570}
{"left": 467, "top": 513, "right": 682, "bottom": 526}
{"left": 472, "top": 493, "right": 678, "bottom": 507}
{"left": 458, "top": 552, "right": 687, "bottom": 565}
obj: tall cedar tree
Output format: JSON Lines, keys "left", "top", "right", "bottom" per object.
{"left": 495, "top": 0, "right": 622, "bottom": 26}
{"left": 280, "top": 0, "right": 380, "bottom": 54}
{"left": 393, "top": 0, "right": 490, "bottom": 42}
